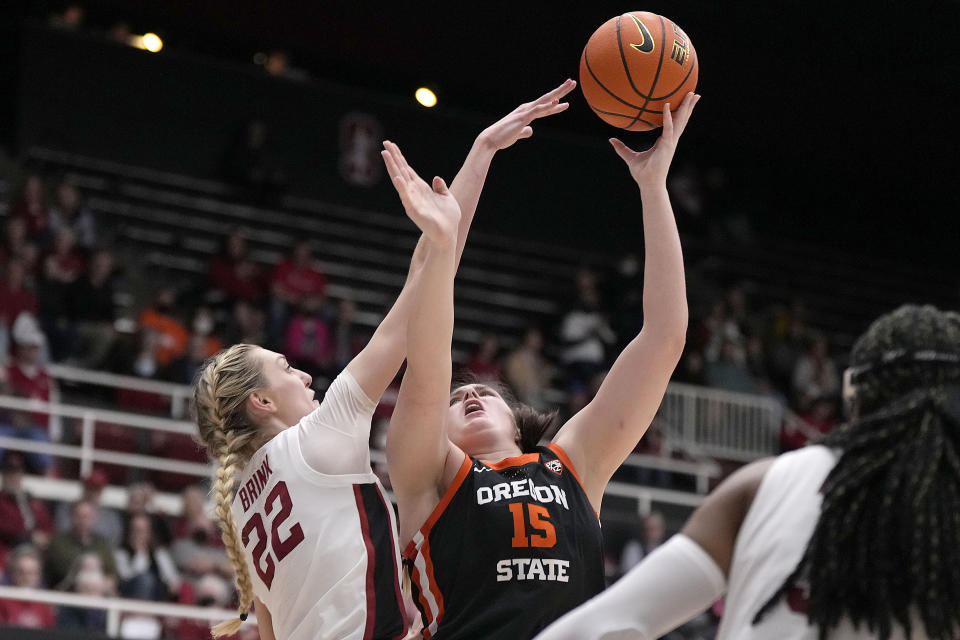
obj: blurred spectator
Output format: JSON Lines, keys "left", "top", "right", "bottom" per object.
{"left": 608, "top": 253, "right": 644, "bottom": 353}
{"left": 766, "top": 301, "right": 810, "bottom": 390}
{"left": 504, "top": 328, "right": 551, "bottom": 410}
{"left": 225, "top": 299, "right": 267, "bottom": 346}
{"left": 55, "top": 553, "right": 109, "bottom": 632}
{"left": 45, "top": 499, "right": 117, "bottom": 588}
{"left": 619, "top": 511, "right": 667, "bottom": 576}
{"left": 783, "top": 396, "right": 839, "bottom": 451}
{"left": 791, "top": 333, "right": 839, "bottom": 411}
{"left": 207, "top": 232, "right": 266, "bottom": 305}
{"left": 38, "top": 228, "right": 85, "bottom": 360}
{"left": 138, "top": 288, "right": 189, "bottom": 368}
{"left": 67, "top": 248, "right": 116, "bottom": 368}
{"left": 114, "top": 513, "right": 180, "bottom": 601}
{"left": 0, "top": 544, "right": 55, "bottom": 628}
{"left": 0, "top": 410, "right": 52, "bottom": 475}
{"left": 172, "top": 486, "right": 220, "bottom": 548}
{"left": 1, "top": 218, "right": 39, "bottom": 276}
{"left": 559, "top": 269, "right": 615, "bottom": 389}
{"left": 704, "top": 337, "right": 756, "bottom": 393}
{"left": 464, "top": 334, "right": 503, "bottom": 382}
{"left": 163, "top": 331, "right": 218, "bottom": 385}
{"left": 269, "top": 240, "right": 327, "bottom": 340}
{"left": 0, "top": 260, "right": 38, "bottom": 347}
{"left": 329, "top": 298, "right": 367, "bottom": 372}
{"left": 125, "top": 483, "right": 173, "bottom": 547}
{"left": 0, "top": 454, "right": 53, "bottom": 565}
{"left": 10, "top": 174, "right": 51, "bottom": 246}
{"left": 5, "top": 316, "right": 55, "bottom": 432}
{"left": 54, "top": 470, "right": 123, "bottom": 546}
{"left": 285, "top": 295, "right": 333, "bottom": 376}
{"left": 49, "top": 181, "right": 98, "bottom": 251}
{"left": 172, "top": 573, "right": 231, "bottom": 640}
{"left": 675, "top": 349, "right": 706, "bottom": 386}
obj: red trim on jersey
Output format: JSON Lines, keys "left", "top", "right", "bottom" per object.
{"left": 353, "top": 485, "right": 377, "bottom": 640}
{"left": 403, "top": 455, "right": 472, "bottom": 560}
{"left": 546, "top": 443, "right": 599, "bottom": 519}
{"left": 409, "top": 563, "right": 434, "bottom": 637}
{"left": 484, "top": 452, "right": 540, "bottom": 470}
{"left": 372, "top": 482, "right": 410, "bottom": 640}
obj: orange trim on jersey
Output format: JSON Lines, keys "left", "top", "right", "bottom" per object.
{"left": 421, "top": 536, "right": 445, "bottom": 633}
{"left": 484, "top": 452, "right": 540, "bottom": 470}
{"left": 403, "top": 455, "right": 472, "bottom": 560}
{"left": 546, "top": 443, "right": 599, "bottom": 519}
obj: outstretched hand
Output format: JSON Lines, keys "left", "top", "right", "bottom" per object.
{"left": 381, "top": 141, "right": 461, "bottom": 246}
{"left": 478, "top": 79, "right": 577, "bottom": 151}
{"left": 610, "top": 91, "right": 700, "bottom": 189}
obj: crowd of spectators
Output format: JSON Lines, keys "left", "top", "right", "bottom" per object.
{"left": 0, "top": 452, "right": 239, "bottom": 637}
{"left": 0, "top": 117, "right": 842, "bottom": 640}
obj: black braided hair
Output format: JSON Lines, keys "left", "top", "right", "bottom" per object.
{"left": 753, "top": 305, "right": 960, "bottom": 640}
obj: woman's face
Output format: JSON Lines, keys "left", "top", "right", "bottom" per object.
{"left": 446, "top": 384, "right": 517, "bottom": 454}
{"left": 129, "top": 515, "right": 152, "bottom": 548}
{"left": 256, "top": 348, "right": 318, "bottom": 427}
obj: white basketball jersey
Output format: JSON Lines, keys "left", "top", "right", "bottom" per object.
{"left": 719, "top": 445, "right": 926, "bottom": 640}
{"left": 231, "top": 372, "right": 407, "bottom": 640}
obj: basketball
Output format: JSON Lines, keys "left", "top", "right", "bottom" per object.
{"left": 579, "top": 12, "right": 698, "bottom": 130}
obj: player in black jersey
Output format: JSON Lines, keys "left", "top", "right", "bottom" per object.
{"left": 383, "top": 89, "right": 700, "bottom": 638}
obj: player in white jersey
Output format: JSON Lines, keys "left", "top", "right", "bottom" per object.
{"left": 537, "top": 304, "right": 960, "bottom": 640}
{"left": 192, "top": 82, "right": 579, "bottom": 640}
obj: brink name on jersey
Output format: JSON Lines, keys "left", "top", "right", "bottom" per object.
{"left": 239, "top": 455, "right": 274, "bottom": 512}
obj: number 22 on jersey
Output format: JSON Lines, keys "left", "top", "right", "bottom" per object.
{"left": 241, "top": 480, "right": 305, "bottom": 589}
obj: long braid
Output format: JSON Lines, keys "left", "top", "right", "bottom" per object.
{"left": 753, "top": 305, "right": 960, "bottom": 640}
{"left": 211, "top": 430, "right": 256, "bottom": 637}
{"left": 194, "top": 344, "right": 265, "bottom": 637}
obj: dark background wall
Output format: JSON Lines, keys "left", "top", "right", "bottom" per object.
{"left": 5, "top": 1, "right": 959, "bottom": 264}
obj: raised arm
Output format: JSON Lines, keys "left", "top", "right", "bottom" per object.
{"left": 378, "top": 143, "right": 462, "bottom": 542}
{"left": 344, "top": 81, "right": 575, "bottom": 402}
{"left": 449, "top": 79, "right": 575, "bottom": 262}
{"left": 534, "top": 457, "right": 770, "bottom": 640}
{"left": 553, "top": 92, "right": 701, "bottom": 511}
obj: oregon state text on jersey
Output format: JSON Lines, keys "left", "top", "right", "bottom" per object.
{"left": 404, "top": 445, "right": 604, "bottom": 639}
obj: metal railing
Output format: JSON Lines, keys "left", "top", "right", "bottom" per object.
{"left": 657, "top": 382, "right": 783, "bottom": 462}
{"left": 0, "top": 394, "right": 714, "bottom": 512}
{"left": 0, "top": 585, "right": 256, "bottom": 637}
{"left": 47, "top": 364, "right": 193, "bottom": 419}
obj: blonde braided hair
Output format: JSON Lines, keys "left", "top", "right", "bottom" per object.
{"left": 194, "top": 344, "right": 265, "bottom": 637}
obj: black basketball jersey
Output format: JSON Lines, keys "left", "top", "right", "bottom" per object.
{"left": 403, "top": 444, "right": 605, "bottom": 639}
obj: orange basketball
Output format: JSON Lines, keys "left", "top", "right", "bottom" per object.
{"left": 579, "top": 12, "right": 698, "bottom": 130}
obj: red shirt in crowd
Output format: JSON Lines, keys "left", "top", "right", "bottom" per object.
{"left": 0, "top": 491, "right": 54, "bottom": 551}
{"left": 0, "top": 599, "right": 56, "bottom": 628}
{"left": 0, "top": 284, "right": 37, "bottom": 327}
{"left": 271, "top": 260, "right": 327, "bottom": 299}
{"left": 208, "top": 256, "right": 266, "bottom": 302}
{"left": 5, "top": 364, "right": 52, "bottom": 403}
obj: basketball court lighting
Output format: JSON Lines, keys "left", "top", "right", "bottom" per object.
{"left": 142, "top": 33, "right": 163, "bottom": 52}
{"left": 415, "top": 87, "right": 438, "bottom": 107}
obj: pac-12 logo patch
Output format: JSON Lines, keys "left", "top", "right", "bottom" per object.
{"left": 545, "top": 460, "right": 563, "bottom": 475}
